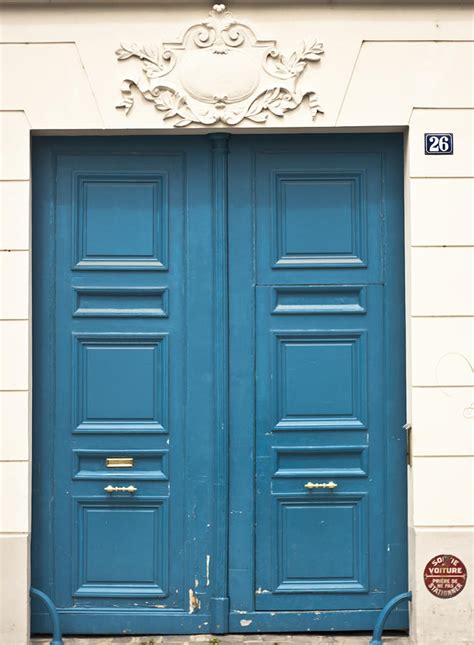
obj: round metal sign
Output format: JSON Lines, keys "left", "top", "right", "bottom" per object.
{"left": 424, "top": 554, "right": 468, "bottom": 598}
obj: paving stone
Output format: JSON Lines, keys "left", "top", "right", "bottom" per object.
{"left": 208, "top": 637, "right": 245, "bottom": 642}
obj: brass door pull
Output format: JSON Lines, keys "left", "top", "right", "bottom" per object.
{"left": 304, "top": 481, "right": 338, "bottom": 490}
{"left": 104, "top": 485, "right": 137, "bottom": 494}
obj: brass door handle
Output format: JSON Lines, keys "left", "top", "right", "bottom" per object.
{"left": 104, "top": 485, "right": 137, "bottom": 494}
{"left": 304, "top": 481, "right": 338, "bottom": 490}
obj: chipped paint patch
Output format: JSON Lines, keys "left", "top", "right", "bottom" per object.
{"left": 195, "top": 578, "right": 199, "bottom": 588}
{"left": 206, "top": 554, "right": 211, "bottom": 586}
{"left": 255, "top": 587, "right": 270, "bottom": 594}
{"left": 188, "top": 588, "right": 201, "bottom": 613}
{"left": 240, "top": 619, "right": 253, "bottom": 627}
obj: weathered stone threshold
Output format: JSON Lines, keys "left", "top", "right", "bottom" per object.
{"left": 31, "top": 634, "right": 411, "bottom": 645}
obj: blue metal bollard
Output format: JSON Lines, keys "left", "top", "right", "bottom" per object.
{"left": 30, "top": 587, "right": 64, "bottom": 645}
{"left": 370, "top": 591, "right": 412, "bottom": 645}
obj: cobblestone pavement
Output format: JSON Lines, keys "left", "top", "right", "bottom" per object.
{"left": 31, "top": 635, "right": 411, "bottom": 645}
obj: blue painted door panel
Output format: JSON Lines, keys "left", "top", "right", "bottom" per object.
{"left": 228, "top": 135, "right": 407, "bottom": 632}
{"left": 255, "top": 148, "right": 383, "bottom": 285}
{"left": 254, "top": 285, "right": 384, "bottom": 610}
{"left": 32, "top": 138, "right": 215, "bottom": 634}
{"left": 33, "top": 134, "right": 407, "bottom": 636}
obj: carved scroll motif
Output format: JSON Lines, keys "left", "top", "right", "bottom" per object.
{"left": 116, "top": 3, "right": 324, "bottom": 127}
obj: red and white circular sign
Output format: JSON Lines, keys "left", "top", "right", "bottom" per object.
{"left": 424, "top": 554, "right": 468, "bottom": 598}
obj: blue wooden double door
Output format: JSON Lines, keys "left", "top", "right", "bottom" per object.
{"left": 32, "top": 135, "right": 407, "bottom": 635}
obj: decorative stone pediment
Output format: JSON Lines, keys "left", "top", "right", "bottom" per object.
{"left": 115, "top": 3, "right": 324, "bottom": 126}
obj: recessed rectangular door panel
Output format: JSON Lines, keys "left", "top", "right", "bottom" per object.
{"left": 255, "top": 151, "right": 383, "bottom": 284}
{"left": 74, "top": 500, "right": 168, "bottom": 597}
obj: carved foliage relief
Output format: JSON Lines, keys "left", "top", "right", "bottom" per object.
{"left": 115, "top": 4, "right": 324, "bottom": 127}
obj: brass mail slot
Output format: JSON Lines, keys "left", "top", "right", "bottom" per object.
{"left": 106, "top": 457, "right": 134, "bottom": 468}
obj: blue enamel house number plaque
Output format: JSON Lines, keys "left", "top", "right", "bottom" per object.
{"left": 424, "top": 133, "right": 454, "bottom": 155}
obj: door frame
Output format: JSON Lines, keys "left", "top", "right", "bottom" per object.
{"left": 30, "top": 131, "right": 409, "bottom": 636}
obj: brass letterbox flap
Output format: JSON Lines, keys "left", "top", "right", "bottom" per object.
{"left": 106, "top": 457, "right": 134, "bottom": 468}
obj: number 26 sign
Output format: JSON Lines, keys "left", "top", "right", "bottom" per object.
{"left": 425, "top": 133, "right": 454, "bottom": 155}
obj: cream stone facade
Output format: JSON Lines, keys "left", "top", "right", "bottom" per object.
{"left": 0, "top": 2, "right": 473, "bottom": 644}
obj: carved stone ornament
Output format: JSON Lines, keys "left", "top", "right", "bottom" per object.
{"left": 115, "top": 3, "right": 324, "bottom": 127}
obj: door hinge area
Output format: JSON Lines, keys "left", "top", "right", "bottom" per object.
{"left": 403, "top": 423, "right": 412, "bottom": 466}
